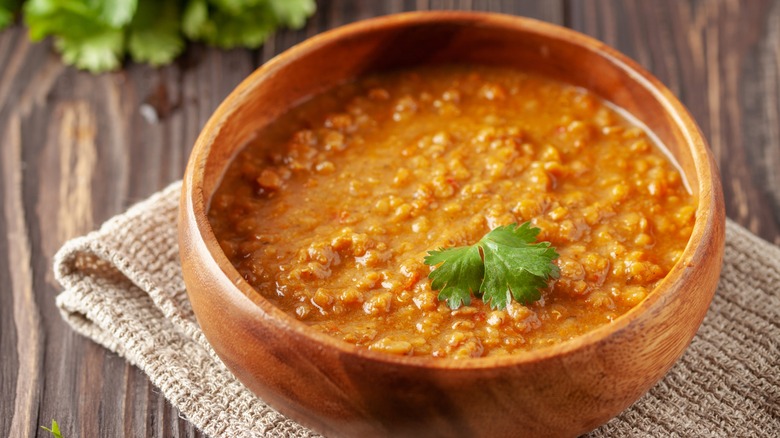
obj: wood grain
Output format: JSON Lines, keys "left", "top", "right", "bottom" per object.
{"left": 0, "top": 1, "right": 777, "bottom": 437}
{"left": 4, "top": 112, "right": 42, "bottom": 438}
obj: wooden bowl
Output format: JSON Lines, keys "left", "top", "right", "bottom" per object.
{"left": 179, "top": 11, "right": 725, "bottom": 437}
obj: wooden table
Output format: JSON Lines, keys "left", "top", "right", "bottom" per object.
{"left": 2, "top": 1, "right": 778, "bottom": 436}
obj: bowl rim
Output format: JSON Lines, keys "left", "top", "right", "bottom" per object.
{"left": 182, "top": 10, "right": 721, "bottom": 370}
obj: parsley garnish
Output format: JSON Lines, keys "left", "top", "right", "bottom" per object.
{"left": 424, "top": 222, "right": 560, "bottom": 310}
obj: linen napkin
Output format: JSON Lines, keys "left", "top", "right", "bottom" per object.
{"left": 53, "top": 181, "right": 780, "bottom": 437}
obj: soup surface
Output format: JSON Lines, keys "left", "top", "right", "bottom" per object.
{"left": 208, "top": 65, "right": 695, "bottom": 358}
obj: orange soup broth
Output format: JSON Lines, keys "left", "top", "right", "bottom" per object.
{"left": 208, "top": 65, "right": 695, "bottom": 359}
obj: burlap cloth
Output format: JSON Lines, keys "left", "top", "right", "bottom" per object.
{"left": 53, "top": 181, "right": 779, "bottom": 437}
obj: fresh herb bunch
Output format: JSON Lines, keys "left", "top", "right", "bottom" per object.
{"left": 424, "top": 222, "right": 560, "bottom": 310}
{"left": 0, "top": 0, "right": 315, "bottom": 72}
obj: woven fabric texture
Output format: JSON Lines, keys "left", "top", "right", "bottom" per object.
{"left": 53, "top": 181, "right": 780, "bottom": 437}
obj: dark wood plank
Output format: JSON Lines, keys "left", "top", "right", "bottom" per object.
{"left": 738, "top": 0, "right": 780, "bottom": 244}
{"left": 25, "top": 48, "right": 263, "bottom": 438}
{"left": 0, "top": 196, "right": 16, "bottom": 438}
{"left": 0, "top": 25, "right": 51, "bottom": 438}
{"left": 568, "top": 0, "right": 780, "bottom": 244}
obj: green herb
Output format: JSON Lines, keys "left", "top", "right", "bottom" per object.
{"left": 182, "top": 0, "right": 315, "bottom": 49}
{"left": 424, "top": 222, "right": 560, "bottom": 310}
{"left": 0, "top": 0, "right": 22, "bottom": 29}
{"left": 41, "top": 419, "right": 63, "bottom": 438}
{"left": 6, "top": 0, "right": 315, "bottom": 72}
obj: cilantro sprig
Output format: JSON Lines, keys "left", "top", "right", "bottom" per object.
{"left": 41, "top": 419, "right": 63, "bottom": 438}
{"left": 0, "top": 0, "right": 315, "bottom": 72}
{"left": 424, "top": 222, "right": 560, "bottom": 310}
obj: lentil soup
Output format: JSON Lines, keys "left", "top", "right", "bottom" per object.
{"left": 208, "top": 65, "right": 695, "bottom": 359}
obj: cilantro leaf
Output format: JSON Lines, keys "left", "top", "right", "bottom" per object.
{"left": 128, "top": 1, "right": 184, "bottom": 66}
{"left": 480, "top": 223, "right": 561, "bottom": 308}
{"left": 424, "top": 245, "right": 483, "bottom": 309}
{"left": 0, "top": 10, "right": 10, "bottom": 29}
{"left": 97, "top": 0, "right": 138, "bottom": 28}
{"left": 206, "top": 3, "right": 277, "bottom": 49}
{"left": 182, "top": 0, "right": 212, "bottom": 41}
{"left": 0, "top": 0, "right": 21, "bottom": 30}
{"left": 55, "top": 28, "right": 124, "bottom": 72}
{"left": 182, "top": 0, "right": 315, "bottom": 49}
{"left": 24, "top": 0, "right": 126, "bottom": 72}
{"left": 210, "top": 0, "right": 259, "bottom": 16}
{"left": 268, "top": 0, "right": 316, "bottom": 29}
{"left": 424, "top": 222, "right": 560, "bottom": 310}
{"left": 41, "top": 419, "right": 63, "bottom": 438}
{"left": 183, "top": 0, "right": 277, "bottom": 49}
